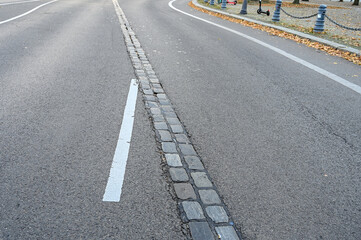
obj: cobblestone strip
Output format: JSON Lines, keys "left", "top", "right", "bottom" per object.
{"left": 112, "top": 1, "right": 241, "bottom": 239}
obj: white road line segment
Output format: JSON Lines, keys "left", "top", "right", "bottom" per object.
{"left": 0, "top": 0, "right": 57, "bottom": 25}
{"left": 0, "top": 0, "right": 41, "bottom": 6}
{"left": 169, "top": 0, "right": 361, "bottom": 96}
{"left": 103, "top": 79, "right": 138, "bottom": 202}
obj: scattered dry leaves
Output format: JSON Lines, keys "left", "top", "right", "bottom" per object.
{"left": 189, "top": 1, "right": 361, "bottom": 65}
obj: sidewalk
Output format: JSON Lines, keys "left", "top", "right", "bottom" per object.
{"left": 194, "top": 0, "right": 361, "bottom": 57}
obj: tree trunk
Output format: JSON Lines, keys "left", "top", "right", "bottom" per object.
{"left": 293, "top": 0, "right": 299, "bottom": 4}
{"left": 353, "top": 0, "right": 359, "bottom": 5}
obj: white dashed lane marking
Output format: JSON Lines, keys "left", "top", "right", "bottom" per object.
{"left": 103, "top": 79, "right": 138, "bottom": 202}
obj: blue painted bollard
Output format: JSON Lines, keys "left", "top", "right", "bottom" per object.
{"left": 314, "top": 4, "right": 327, "bottom": 33}
{"left": 221, "top": 0, "right": 227, "bottom": 8}
{"left": 240, "top": 0, "right": 248, "bottom": 14}
{"left": 272, "top": 0, "right": 282, "bottom": 22}
{"left": 204, "top": 0, "right": 209, "bottom": 3}
{"left": 210, "top": 0, "right": 215, "bottom": 5}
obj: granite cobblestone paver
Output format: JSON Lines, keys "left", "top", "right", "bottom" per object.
{"left": 154, "top": 88, "right": 164, "bottom": 93}
{"left": 115, "top": 6, "right": 240, "bottom": 239}
{"left": 157, "top": 130, "right": 172, "bottom": 142}
{"left": 164, "top": 111, "right": 177, "bottom": 118}
{"left": 141, "top": 84, "right": 151, "bottom": 89}
{"left": 154, "top": 122, "right": 168, "bottom": 130}
{"left": 143, "top": 95, "right": 156, "bottom": 101}
{"left": 215, "top": 226, "right": 239, "bottom": 240}
{"left": 170, "top": 125, "right": 184, "bottom": 133}
{"left": 191, "top": 172, "right": 213, "bottom": 188}
{"left": 206, "top": 206, "right": 229, "bottom": 223}
{"left": 143, "top": 89, "right": 153, "bottom": 95}
{"left": 146, "top": 101, "right": 159, "bottom": 108}
{"left": 174, "top": 183, "right": 197, "bottom": 200}
{"left": 199, "top": 190, "right": 222, "bottom": 205}
{"left": 179, "top": 144, "right": 197, "bottom": 156}
{"left": 182, "top": 201, "right": 205, "bottom": 220}
{"left": 157, "top": 94, "right": 167, "bottom": 99}
{"left": 162, "top": 142, "right": 177, "bottom": 153}
{"left": 166, "top": 117, "right": 181, "bottom": 125}
{"left": 175, "top": 134, "right": 190, "bottom": 143}
{"left": 189, "top": 222, "right": 215, "bottom": 240}
{"left": 169, "top": 168, "right": 189, "bottom": 182}
{"left": 185, "top": 156, "right": 205, "bottom": 170}
{"left": 161, "top": 106, "right": 174, "bottom": 112}
{"left": 150, "top": 108, "right": 161, "bottom": 115}
{"left": 152, "top": 115, "right": 165, "bottom": 122}
{"left": 165, "top": 154, "right": 183, "bottom": 167}
{"left": 150, "top": 78, "right": 160, "bottom": 84}
{"left": 159, "top": 99, "right": 171, "bottom": 105}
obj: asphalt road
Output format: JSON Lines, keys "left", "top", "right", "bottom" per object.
{"left": 119, "top": 0, "right": 361, "bottom": 239}
{"left": 1, "top": 0, "right": 361, "bottom": 239}
{"left": 0, "top": 0, "right": 184, "bottom": 239}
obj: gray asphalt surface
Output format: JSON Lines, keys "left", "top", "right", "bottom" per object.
{"left": 0, "top": 2, "right": 44, "bottom": 21}
{"left": 118, "top": 0, "right": 361, "bottom": 239}
{"left": 0, "top": 0, "right": 185, "bottom": 239}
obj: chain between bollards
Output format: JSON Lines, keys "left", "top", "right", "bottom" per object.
{"left": 325, "top": 14, "right": 361, "bottom": 31}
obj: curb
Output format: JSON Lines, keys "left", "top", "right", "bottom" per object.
{"left": 192, "top": 0, "right": 360, "bottom": 56}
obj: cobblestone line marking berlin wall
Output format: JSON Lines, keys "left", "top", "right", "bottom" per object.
{"left": 111, "top": 0, "right": 242, "bottom": 239}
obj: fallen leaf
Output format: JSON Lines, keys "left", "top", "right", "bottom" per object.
{"left": 189, "top": 1, "right": 361, "bottom": 66}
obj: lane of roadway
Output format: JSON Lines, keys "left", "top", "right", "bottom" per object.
{"left": 0, "top": 0, "right": 185, "bottom": 239}
{"left": 119, "top": 0, "right": 361, "bottom": 239}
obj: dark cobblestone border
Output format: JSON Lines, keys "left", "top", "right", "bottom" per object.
{"left": 112, "top": 0, "right": 242, "bottom": 239}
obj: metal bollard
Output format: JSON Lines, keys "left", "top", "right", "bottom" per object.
{"left": 204, "top": 0, "right": 209, "bottom": 3}
{"left": 221, "top": 0, "right": 227, "bottom": 8}
{"left": 240, "top": 0, "right": 248, "bottom": 14}
{"left": 272, "top": 0, "right": 282, "bottom": 21}
{"left": 314, "top": 4, "right": 327, "bottom": 32}
{"left": 210, "top": 0, "right": 215, "bottom": 5}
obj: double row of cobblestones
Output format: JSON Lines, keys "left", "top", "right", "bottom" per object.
{"left": 112, "top": 1, "right": 241, "bottom": 239}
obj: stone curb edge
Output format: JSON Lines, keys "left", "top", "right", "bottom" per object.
{"left": 112, "top": 0, "right": 242, "bottom": 239}
{"left": 192, "top": 0, "right": 360, "bottom": 56}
